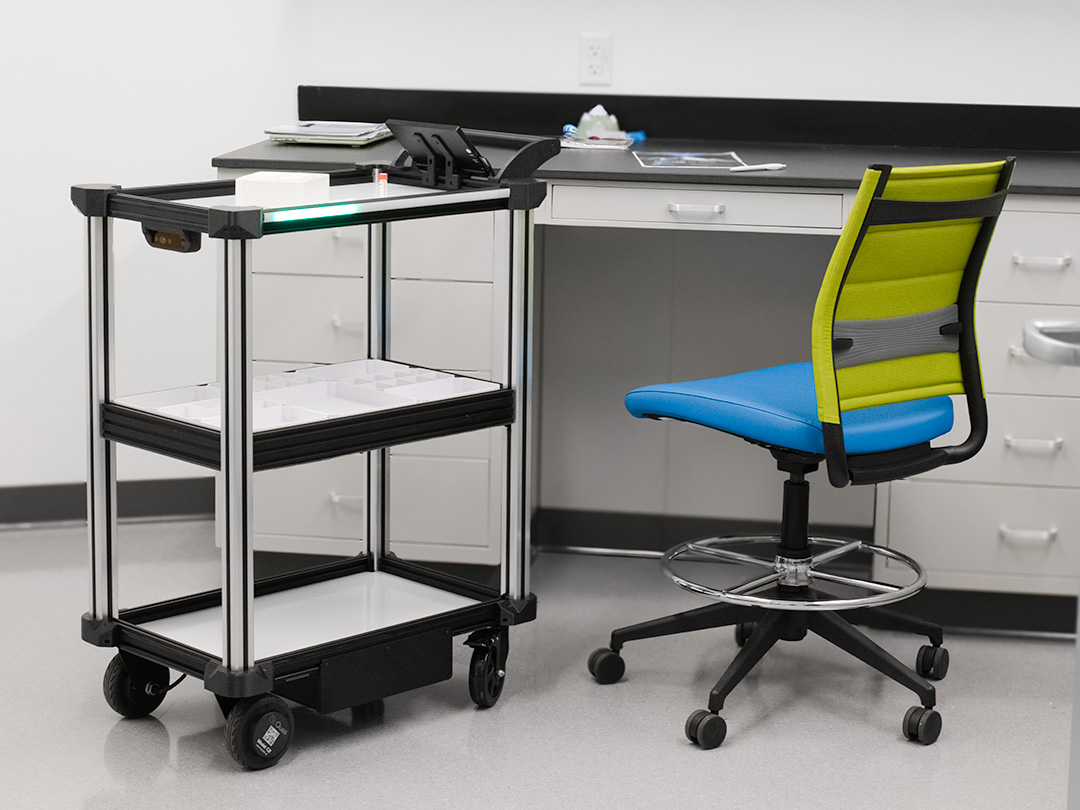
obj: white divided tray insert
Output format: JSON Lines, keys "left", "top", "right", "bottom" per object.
{"left": 116, "top": 359, "right": 500, "bottom": 432}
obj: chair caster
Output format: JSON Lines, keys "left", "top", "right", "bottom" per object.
{"left": 587, "top": 648, "right": 625, "bottom": 684}
{"left": 916, "top": 644, "right": 949, "bottom": 680}
{"left": 685, "top": 709, "right": 726, "bottom": 749}
{"left": 734, "top": 622, "right": 757, "bottom": 647}
{"left": 903, "top": 706, "right": 942, "bottom": 745}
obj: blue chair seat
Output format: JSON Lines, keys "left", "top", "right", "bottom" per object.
{"left": 624, "top": 362, "right": 953, "bottom": 456}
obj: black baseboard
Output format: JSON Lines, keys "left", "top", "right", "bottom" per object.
{"left": 533, "top": 507, "right": 872, "bottom": 555}
{"left": 533, "top": 508, "right": 1076, "bottom": 635}
{"left": 0, "top": 479, "right": 214, "bottom": 525}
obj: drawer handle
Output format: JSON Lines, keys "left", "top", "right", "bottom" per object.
{"left": 1004, "top": 435, "right": 1064, "bottom": 454}
{"left": 329, "top": 491, "right": 365, "bottom": 511}
{"left": 668, "top": 203, "right": 725, "bottom": 218}
{"left": 331, "top": 228, "right": 368, "bottom": 246}
{"left": 1012, "top": 254, "right": 1072, "bottom": 272}
{"left": 998, "top": 525, "right": 1058, "bottom": 545}
{"left": 331, "top": 316, "right": 366, "bottom": 334}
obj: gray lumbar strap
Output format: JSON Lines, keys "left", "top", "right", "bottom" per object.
{"left": 833, "top": 305, "right": 960, "bottom": 369}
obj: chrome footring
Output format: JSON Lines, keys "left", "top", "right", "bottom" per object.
{"left": 660, "top": 535, "right": 927, "bottom": 611}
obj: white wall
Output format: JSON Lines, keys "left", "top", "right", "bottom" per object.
{"left": 3, "top": 0, "right": 1078, "bottom": 490}
{"left": 303, "top": 0, "right": 1080, "bottom": 106}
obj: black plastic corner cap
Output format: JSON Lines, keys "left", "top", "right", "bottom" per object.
{"left": 207, "top": 205, "right": 263, "bottom": 240}
{"left": 203, "top": 660, "right": 275, "bottom": 698}
{"left": 504, "top": 179, "right": 548, "bottom": 211}
{"left": 81, "top": 612, "right": 120, "bottom": 647}
{"left": 71, "top": 184, "right": 121, "bottom": 217}
{"left": 498, "top": 595, "right": 538, "bottom": 625}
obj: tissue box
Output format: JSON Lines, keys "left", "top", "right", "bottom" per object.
{"left": 235, "top": 171, "right": 330, "bottom": 208}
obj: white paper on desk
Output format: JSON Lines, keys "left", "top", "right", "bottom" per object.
{"left": 266, "top": 121, "right": 392, "bottom": 146}
{"left": 634, "top": 151, "right": 745, "bottom": 169}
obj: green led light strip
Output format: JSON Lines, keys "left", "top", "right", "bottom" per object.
{"left": 263, "top": 202, "right": 364, "bottom": 224}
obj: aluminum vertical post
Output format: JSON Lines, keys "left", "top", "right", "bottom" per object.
{"left": 86, "top": 214, "right": 118, "bottom": 620}
{"left": 366, "top": 223, "right": 390, "bottom": 569}
{"left": 504, "top": 209, "right": 534, "bottom": 600}
{"left": 219, "top": 238, "right": 255, "bottom": 672}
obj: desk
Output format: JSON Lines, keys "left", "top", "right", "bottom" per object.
{"left": 213, "top": 136, "right": 1080, "bottom": 620}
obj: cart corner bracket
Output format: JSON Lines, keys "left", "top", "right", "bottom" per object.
{"left": 504, "top": 179, "right": 549, "bottom": 211}
{"left": 81, "top": 613, "right": 120, "bottom": 647}
{"left": 203, "top": 661, "right": 275, "bottom": 698}
{"left": 499, "top": 596, "right": 537, "bottom": 625}
{"left": 208, "top": 205, "right": 264, "bottom": 240}
{"left": 71, "top": 184, "right": 121, "bottom": 217}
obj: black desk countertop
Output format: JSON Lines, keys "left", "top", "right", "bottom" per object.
{"left": 213, "top": 138, "right": 1080, "bottom": 197}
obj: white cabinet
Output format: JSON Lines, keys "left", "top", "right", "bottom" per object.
{"left": 245, "top": 202, "right": 504, "bottom": 565}
{"left": 875, "top": 196, "right": 1080, "bottom": 595}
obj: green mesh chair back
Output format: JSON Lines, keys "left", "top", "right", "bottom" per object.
{"left": 811, "top": 159, "right": 1015, "bottom": 486}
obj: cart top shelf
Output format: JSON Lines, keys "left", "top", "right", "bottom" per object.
{"left": 71, "top": 123, "right": 558, "bottom": 238}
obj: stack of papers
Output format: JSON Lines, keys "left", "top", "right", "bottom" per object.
{"left": 265, "top": 121, "right": 393, "bottom": 147}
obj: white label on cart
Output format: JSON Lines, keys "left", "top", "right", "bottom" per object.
{"left": 257, "top": 720, "right": 285, "bottom": 755}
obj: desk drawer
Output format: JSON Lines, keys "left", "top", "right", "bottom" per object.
{"left": 549, "top": 185, "right": 844, "bottom": 229}
{"left": 921, "top": 394, "right": 1080, "bottom": 488}
{"left": 253, "top": 274, "right": 367, "bottom": 364}
{"left": 976, "top": 302, "right": 1080, "bottom": 396}
{"left": 252, "top": 227, "right": 367, "bottom": 278}
{"left": 980, "top": 211, "right": 1080, "bottom": 305}
{"left": 881, "top": 479, "right": 1080, "bottom": 595}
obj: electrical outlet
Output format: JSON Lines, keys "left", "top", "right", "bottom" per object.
{"left": 578, "top": 34, "right": 613, "bottom": 86}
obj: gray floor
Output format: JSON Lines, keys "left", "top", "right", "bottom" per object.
{"left": 1, "top": 520, "right": 1072, "bottom": 809}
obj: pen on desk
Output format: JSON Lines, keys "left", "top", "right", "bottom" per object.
{"left": 730, "top": 163, "right": 787, "bottom": 173}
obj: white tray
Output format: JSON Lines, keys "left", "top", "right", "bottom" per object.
{"left": 116, "top": 360, "right": 500, "bottom": 432}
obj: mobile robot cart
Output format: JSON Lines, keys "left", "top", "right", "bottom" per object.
{"left": 73, "top": 122, "right": 557, "bottom": 768}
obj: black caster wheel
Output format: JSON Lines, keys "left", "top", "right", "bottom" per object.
{"left": 587, "top": 648, "right": 625, "bottom": 685}
{"left": 469, "top": 645, "right": 505, "bottom": 708}
{"left": 225, "top": 694, "right": 294, "bottom": 770}
{"left": 916, "top": 645, "right": 950, "bottom": 680}
{"left": 685, "top": 709, "right": 727, "bottom": 749}
{"left": 734, "top": 622, "right": 757, "bottom": 647}
{"left": 903, "top": 706, "right": 942, "bottom": 745}
{"left": 102, "top": 653, "right": 169, "bottom": 719}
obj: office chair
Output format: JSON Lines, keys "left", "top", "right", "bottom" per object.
{"left": 587, "top": 159, "right": 1015, "bottom": 748}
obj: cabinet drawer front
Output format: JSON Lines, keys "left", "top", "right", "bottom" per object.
{"left": 980, "top": 211, "right": 1080, "bottom": 305}
{"left": 550, "top": 185, "right": 844, "bottom": 229}
{"left": 252, "top": 228, "right": 367, "bottom": 277}
{"left": 255, "top": 455, "right": 367, "bottom": 542}
{"left": 976, "top": 302, "right": 1080, "bottom": 396}
{"left": 886, "top": 480, "right": 1080, "bottom": 581}
{"left": 254, "top": 274, "right": 368, "bottom": 364}
{"left": 389, "top": 454, "right": 501, "bottom": 565}
{"left": 390, "top": 279, "right": 493, "bottom": 372}
{"left": 391, "top": 213, "right": 495, "bottom": 282}
{"left": 922, "top": 394, "right": 1080, "bottom": 487}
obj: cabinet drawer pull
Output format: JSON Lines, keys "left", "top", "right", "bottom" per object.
{"left": 668, "top": 203, "right": 725, "bottom": 218}
{"left": 329, "top": 491, "right": 365, "bottom": 511}
{"left": 1004, "top": 435, "right": 1065, "bottom": 454}
{"left": 998, "top": 525, "right": 1058, "bottom": 545}
{"left": 331, "top": 228, "right": 368, "bottom": 246}
{"left": 1012, "top": 254, "right": 1072, "bottom": 272}
{"left": 331, "top": 316, "right": 366, "bottom": 334}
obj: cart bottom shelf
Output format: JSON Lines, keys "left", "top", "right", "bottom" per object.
{"left": 138, "top": 570, "right": 480, "bottom": 660}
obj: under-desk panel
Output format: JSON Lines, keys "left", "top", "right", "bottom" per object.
{"left": 537, "top": 224, "right": 872, "bottom": 527}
